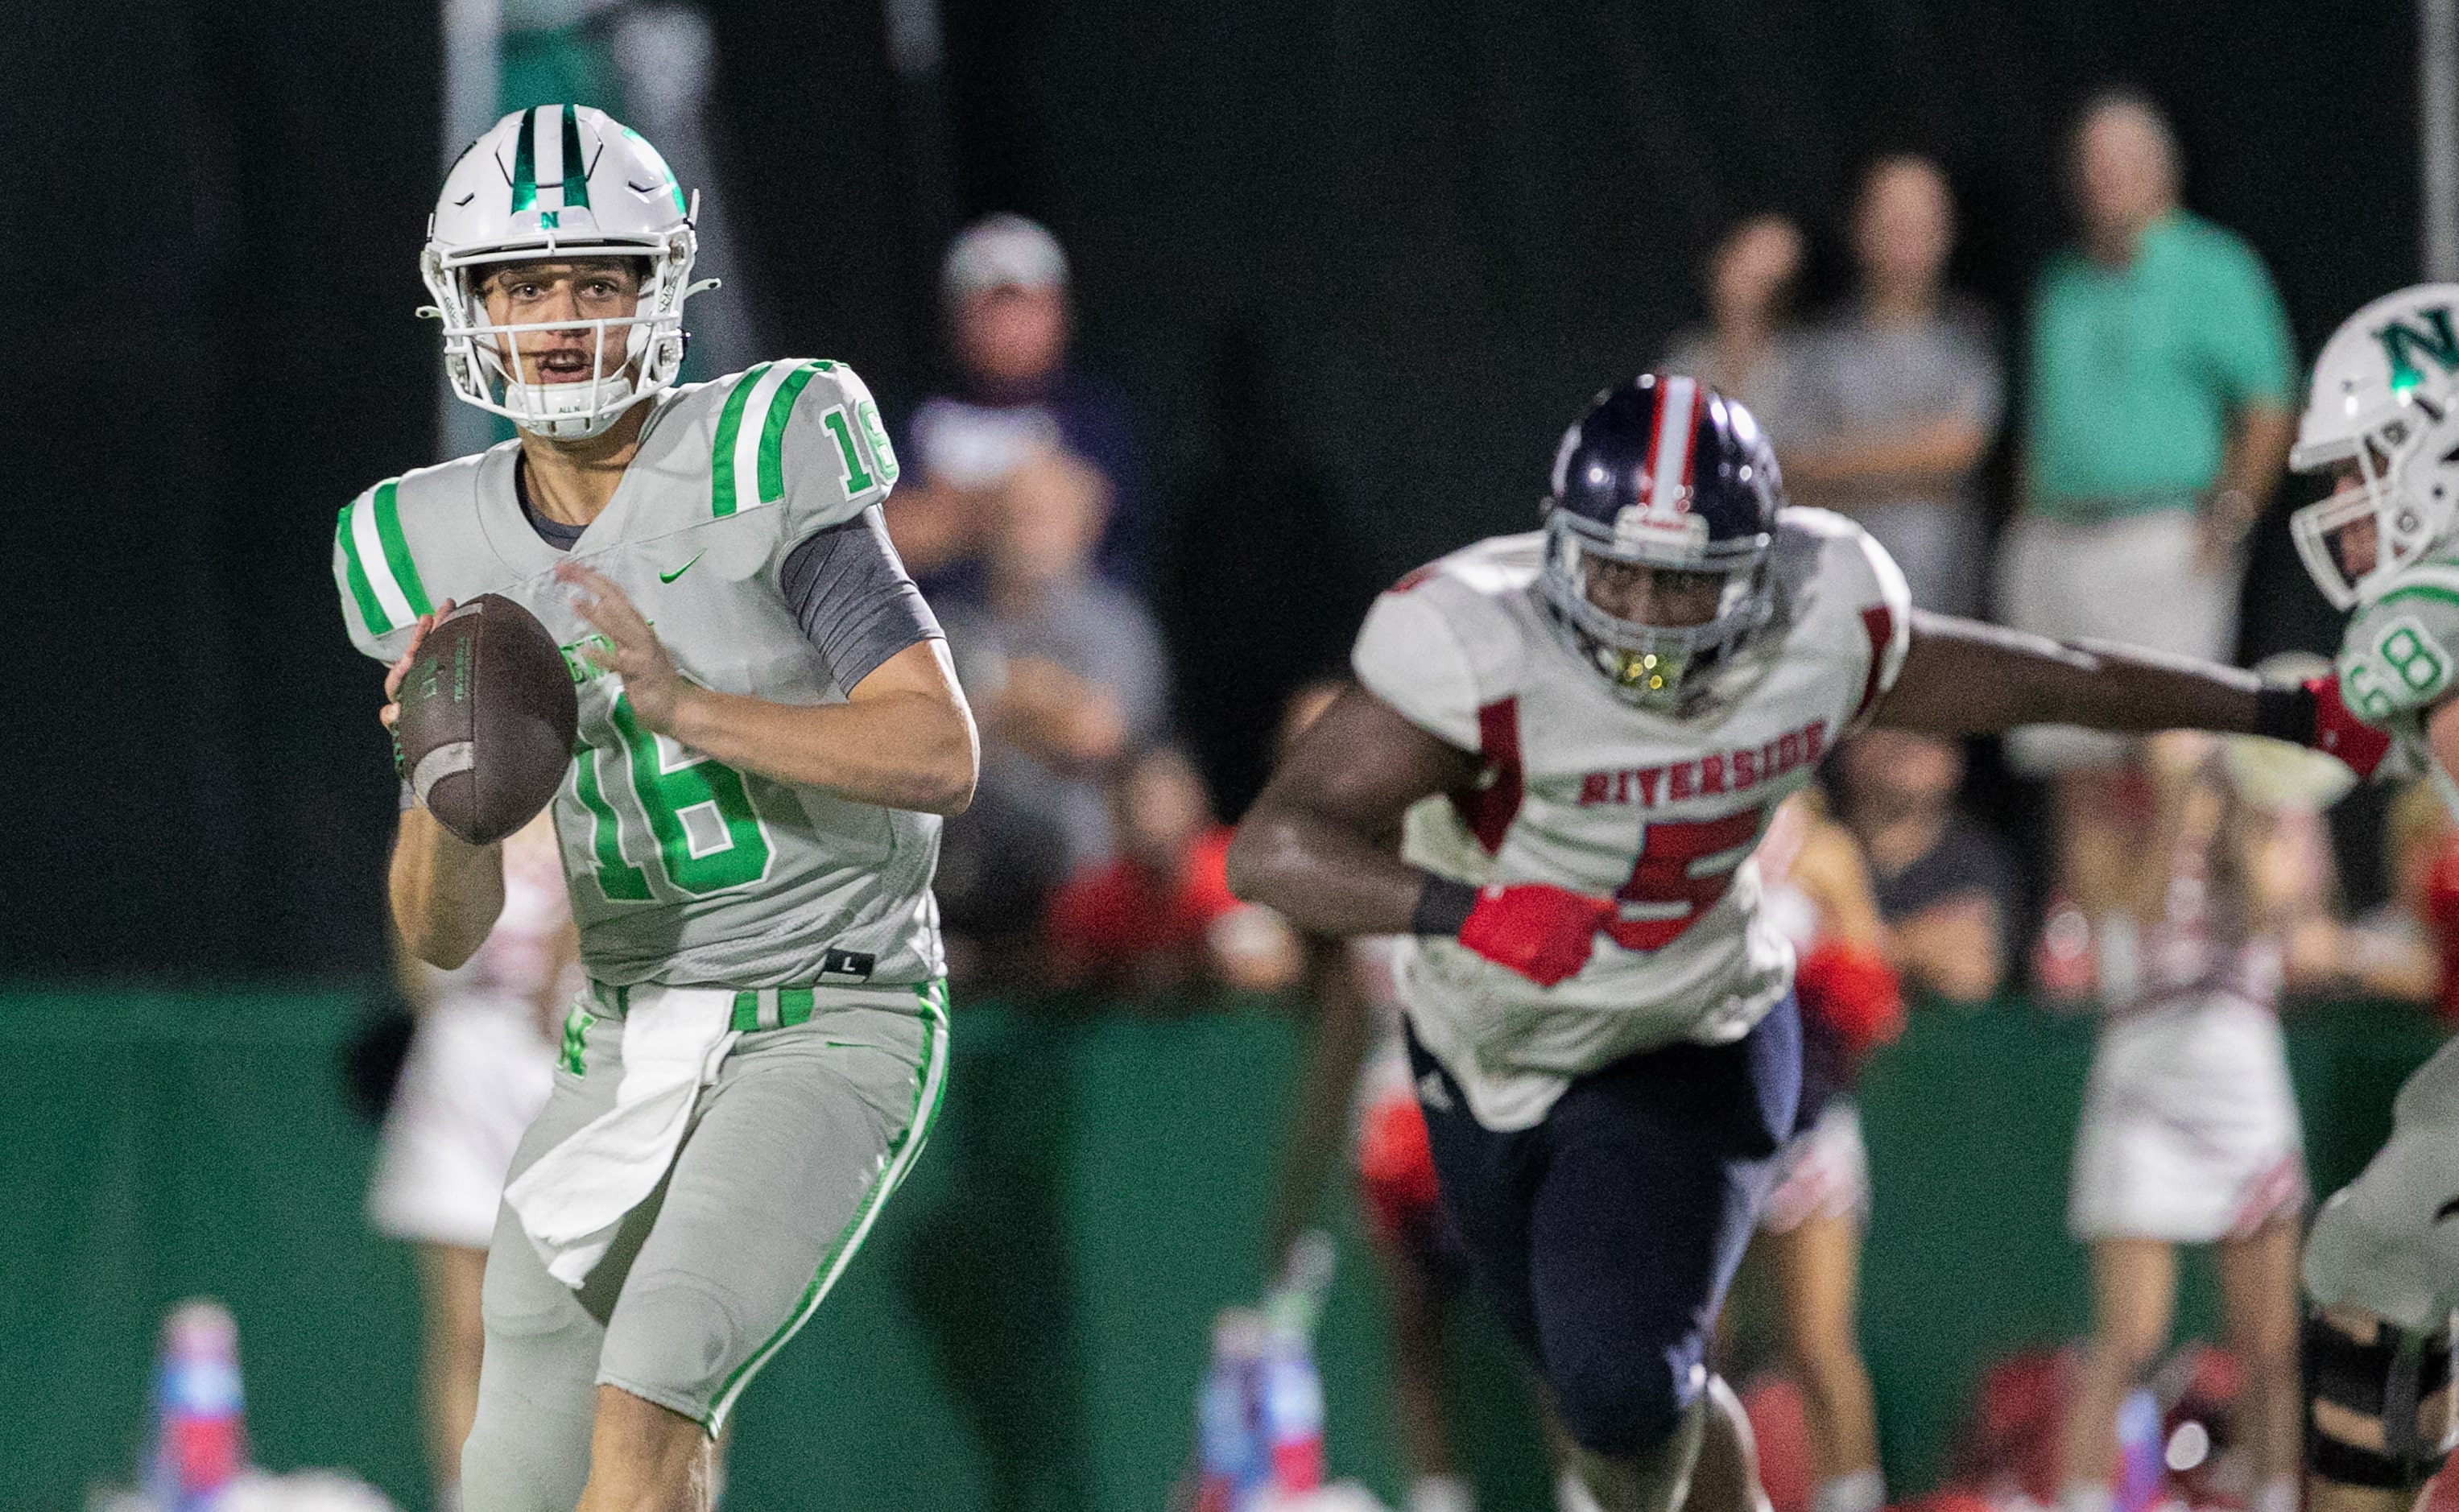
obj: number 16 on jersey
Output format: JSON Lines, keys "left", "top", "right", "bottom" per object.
{"left": 568, "top": 692, "right": 776, "bottom": 900}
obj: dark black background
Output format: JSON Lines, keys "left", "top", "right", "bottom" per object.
{"left": 2, "top": 0, "right": 2419, "bottom": 977}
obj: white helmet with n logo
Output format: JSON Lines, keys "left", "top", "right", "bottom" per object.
{"left": 2291, "top": 283, "right": 2459, "bottom": 608}
{"left": 420, "top": 105, "right": 710, "bottom": 440}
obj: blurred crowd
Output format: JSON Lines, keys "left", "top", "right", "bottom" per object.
{"left": 880, "top": 94, "right": 2459, "bottom": 1027}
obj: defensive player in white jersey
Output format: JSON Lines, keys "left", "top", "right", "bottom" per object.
{"left": 1228, "top": 374, "right": 2387, "bottom": 1512}
{"left": 2279, "top": 283, "right": 2459, "bottom": 1512}
{"left": 337, "top": 106, "right": 977, "bottom": 1511}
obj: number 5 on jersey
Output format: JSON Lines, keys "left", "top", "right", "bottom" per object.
{"left": 1608, "top": 807, "right": 1767, "bottom": 952}
{"left": 571, "top": 692, "right": 775, "bottom": 900}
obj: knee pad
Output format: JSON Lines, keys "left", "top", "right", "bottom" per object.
{"left": 1552, "top": 1353, "right": 1703, "bottom": 1459}
{"left": 597, "top": 1275, "right": 747, "bottom": 1414}
{"left": 2304, "top": 1303, "right": 2457, "bottom": 1490}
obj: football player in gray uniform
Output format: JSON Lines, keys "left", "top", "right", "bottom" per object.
{"left": 337, "top": 105, "right": 977, "bottom": 1512}
{"left": 2283, "top": 284, "right": 2459, "bottom": 1512}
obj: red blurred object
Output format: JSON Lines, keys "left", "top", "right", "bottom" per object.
{"left": 1947, "top": 1349, "right": 2073, "bottom": 1507}
{"left": 170, "top": 1417, "right": 241, "bottom": 1491}
{"left": 1796, "top": 941, "right": 1907, "bottom": 1061}
{"left": 1046, "top": 825, "right": 1241, "bottom": 984}
{"left": 2422, "top": 838, "right": 2459, "bottom": 1025}
{"left": 2308, "top": 675, "right": 2395, "bottom": 779}
{"left": 1358, "top": 1093, "right": 1440, "bottom": 1241}
{"left": 1742, "top": 1374, "right": 1813, "bottom": 1512}
{"left": 2420, "top": 1456, "right": 2459, "bottom": 1512}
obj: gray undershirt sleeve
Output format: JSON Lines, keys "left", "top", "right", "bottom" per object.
{"left": 779, "top": 506, "right": 944, "bottom": 691}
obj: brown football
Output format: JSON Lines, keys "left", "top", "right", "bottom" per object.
{"left": 394, "top": 594, "right": 579, "bottom": 846}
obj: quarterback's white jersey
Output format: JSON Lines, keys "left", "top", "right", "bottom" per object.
{"left": 1353, "top": 509, "right": 1911, "bottom": 1130}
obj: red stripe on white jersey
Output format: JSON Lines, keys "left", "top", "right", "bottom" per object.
{"left": 1650, "top": 376, "right": 1698, "bottom": 514}
{"left": 1449, "top": 697, "right": 1525, "bottom": 853}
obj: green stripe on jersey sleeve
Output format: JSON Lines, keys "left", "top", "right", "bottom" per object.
{"left": 755, "top": 361, "right": 827, "bottom": 506}
{"left": 336, "top": 500, "right": 389, "bottom": 635}
{"left": 710, "top": 361, "right": 773, "bottom": 517}
{"left": 370, "top": 480, "right": 434, "bottom": 618}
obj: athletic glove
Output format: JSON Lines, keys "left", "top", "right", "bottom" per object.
{"left": 1793, "top": 940, "right": 1907, "bottom": 1063}
{"left": 2257, "top": 675, "right": 2393, "bottom": 779}
{"left": 1415, "top": 875, "right": 1616, "bottom": 988}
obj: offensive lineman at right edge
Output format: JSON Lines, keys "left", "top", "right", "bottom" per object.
{"left": 1228, "top": 375, "right": 2390, "bottom": 1512}
{"left": 2284, "top": 284, "right": 2459, "bottom": 1512}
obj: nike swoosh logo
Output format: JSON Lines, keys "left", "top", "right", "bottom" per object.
{"left": 658, "top": 551, "right": 705, "bottom": 585}
{"left": 2436, "top": 1195, "right": 2459, "bottom": 1223}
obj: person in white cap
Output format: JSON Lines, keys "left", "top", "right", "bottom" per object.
{"left": 883, "top": 213, "right": 1148, "bottom": 604}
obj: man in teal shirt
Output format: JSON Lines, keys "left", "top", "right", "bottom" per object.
{"left": 1998, "top": 91, "right": 2304, "bottom": 1512}
{"left": 1995, "top": 88, "right": 2296, "bottom": 991}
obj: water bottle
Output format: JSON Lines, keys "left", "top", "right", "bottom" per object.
{"left": 1197, "top": 1308, "right": 1267, "bottom": 1512}
{"left": 1261, "top": 1320, "right": 1326, "bottom": 1493}
{"left": 1262, "top": 1232, "right": 1337, "bottom": 1495}
{"left": 2113, "top": 1387, "right": 2165, "bottom": 1512}
{"left": 147, "top": 1300, "right": 246, "bottom": 1511}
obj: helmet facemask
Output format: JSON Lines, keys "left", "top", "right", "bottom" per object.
{"left": 420, "top": 229, "right": 703, "bottom": 441}
{"left": 1538, "top": 507, "right": 1775, "bottom": 715}
{"left": 2289, "top": 403, "right": 2459, "bottom": 609}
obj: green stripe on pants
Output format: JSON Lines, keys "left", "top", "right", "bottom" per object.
{"left": 705, "top": 983, "right": 949, "bottom": 1430}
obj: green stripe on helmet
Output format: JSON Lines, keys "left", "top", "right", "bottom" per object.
{"left": 756, "top": 361, "right": 826, "bottom": 504}
{"left": 336, "top": 501, "right": 390, "bottom": 635}
{"left": 620, "top": 127, "right": 688, "bottom": 214}
{"left": 560, "top": 104, "right": 591, "bottom": 210}
{"left": 510, "top": 106, "right": 539, "bottom": 213}
{"left": 709, "top": 362, "right": 773, "bottom": 517}
{"left": 370, "top": 480, "right": 434, "bottom": 618}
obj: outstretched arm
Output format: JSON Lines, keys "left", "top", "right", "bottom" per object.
{"left": 1225, "top": 686, "right": 1479, "bottom": 937}
{"left": 1870, "top": 611, "right": 2264, "bottom": 736}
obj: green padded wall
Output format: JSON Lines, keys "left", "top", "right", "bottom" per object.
{"left": 0, "top": 989, "right": 2441, "bottom": 1511}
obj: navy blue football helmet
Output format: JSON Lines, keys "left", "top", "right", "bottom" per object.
{"left": 1537, "top": 374, "right": 1783, "bottom": 711}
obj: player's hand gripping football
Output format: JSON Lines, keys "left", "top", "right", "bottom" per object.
{"left": 556, "top": 561, "right": 688, "bottom": 731}
{"left": 378, "top": 599, "right": 461, "bottom": 733}
{"left": 1457, "top": 882, "right": 1618, "bottom": 988}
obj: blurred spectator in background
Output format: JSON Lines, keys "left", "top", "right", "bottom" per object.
{"left": 2336, "top": 780, "right": 2459, "bottom": 1012}
{"left": 1783, "top": 155, "right": 2002, "bottom": 614}
{"left": 366, "top": 815, "right": 572, "bottom": 1511}
{"left": 932, "top": 430, "right": 1169, "bottom": 979}
{"left": 1996, "top": 90, "right": 2297, "bottom": 985}
{"left": 2058, "top": 736, "right": 2309, "bottom": 1512}
{"left": 885, "top": 213, "right": 1148, "bottom": 605}
{"left": 1046, "top": 745, "right": 1301, "bottom": 994}
{"left": 1661, "top": 213, "right": 1811, "bottom": 436}
{"left": 1832, "top": 730, "right": 2019, "bottom": 1005}
{"left": 1745, "top": 793, "right": 1906, "bottom": 1512}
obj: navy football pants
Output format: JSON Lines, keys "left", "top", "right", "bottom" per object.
{"left": 1405, "top": 995, "right": 1802, "bottom": 1456}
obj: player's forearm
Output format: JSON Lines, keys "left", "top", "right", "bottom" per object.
{"left": 1225, "top": 799, "right": 1428, "bottom": 938}
{"left": 389, "top": 808, "right": 505, "bottom": 969}
{"left": 667, "top": 684, "right": 979, "bottom": 816}
{"left": 1873, "top": 611, "right": 2263, "bottom": 736}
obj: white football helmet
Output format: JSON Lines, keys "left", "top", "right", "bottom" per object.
{"left": 420, "top": 105, "right": 713, "bottom": 440}
{"left": 2291, "top": 283, "right": 2459, "bottom": 608}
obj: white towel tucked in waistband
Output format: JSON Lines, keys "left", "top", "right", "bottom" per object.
{"left": 504, "top": 985, "right": 739, "bottom": 1287}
